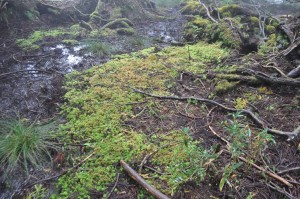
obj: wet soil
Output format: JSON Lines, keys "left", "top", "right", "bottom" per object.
{"left": 0, "top": 8, "right": 186, "bottom": 121}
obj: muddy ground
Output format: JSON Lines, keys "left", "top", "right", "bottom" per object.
{"left": 0, "top": 8, "right": 185, "bottom": 121}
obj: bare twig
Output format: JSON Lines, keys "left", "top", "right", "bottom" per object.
{"left": 23, "top": 152, "right": 95, "bottom": 188}
{"left": 132, "top": 88, "right": 299, "bottom": 140}
{"left": 267, "top": 182, "right": 298, "bottom": 199}
{"left": 198, "top": 0, "right": 218, "bottom": 23}
{"left": 208, "top": 126, "right": 293, "bottom": 187}
{"left": 107, "top": 173, "right": 120, "bottom": 199}
{"left": 278, "top": 167, "right": 300, "bottom": 175}
{"left": 120, "top": 160, "right": 170, "bottom": 199}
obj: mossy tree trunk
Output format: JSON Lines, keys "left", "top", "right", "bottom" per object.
{"left": 83, "top": 0, "right": 157, "bottom": 30}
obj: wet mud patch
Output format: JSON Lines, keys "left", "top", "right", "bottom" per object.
{"left": 0, "top": 8, "right": 186, "bottom": 121}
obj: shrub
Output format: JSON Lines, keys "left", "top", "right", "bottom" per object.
{"left": 156, "top": 0, "right": 183, "bottom": 7}
{"left": 0, "top": 120, "right": 58, "bottom": 176}
{"left": 84, "top": 40, "right": 111, "bottom": 58}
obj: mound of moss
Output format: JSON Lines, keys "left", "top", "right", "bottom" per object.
{"left": 56, "top": 42, "right": 228, "bottom": 197}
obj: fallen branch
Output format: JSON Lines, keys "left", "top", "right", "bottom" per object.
{"left": 199, "top": 0, "right": 218, "bottom": 23}
{"left": 132, "top": 88, "right": 299, "bottom": 140}
{"left": 267, "top": 182, "right": 298, "bottom": 199}
{"left": 107, "top": 173, "right": 120, "bottom": 199}
{"left": 23, "top": 152, "right": 95, "bottom": 188}
{"left": 244, "top": 69, "right": 300, "bottom": 87}
{"left": 208, "top": 126, "right": 293, "bottom": 187}
{"left": 120, "top": 160, "right": 170, "bottom": 199}
{"left": 278, "top": 167, "right": 300, "bottom": 175}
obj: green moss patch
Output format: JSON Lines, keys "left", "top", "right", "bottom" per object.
{"left": 16, "top": 28, "right": 81, "bottom": 51}
{"left": 57, "top": 42, "right": 228, "bottom": 197}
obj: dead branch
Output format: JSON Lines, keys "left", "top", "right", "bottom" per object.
{"left": 243, "top": 69, "right": 300, "bottom": 87}
{"left": 267, "top": 182, "right": 298, "bottom": 199}
{"left": 132, "top": 88, "right": 299, "bottom": 140}
{"left": 278, "top": 167, "right": 300, "bottom": 175}
{"left": 287, "top": 65, "right": 300, "bottom": 78}
{"left": 23, "top": 152, "right": 95, "bottom": 189}
{"left": 120, "top": 160, "right": 170, "bottom": 199}
{"left": 263, "top": 62, "right": 289, "bottom": 78}
{"left": 107, "top": 173, "right": 120, "bottom": 199}
{"left": 280, "top": 37, "right": 300, "bottom": 56}
{"left": 198, "top": 0, "right": 218, "bottom": 23}
{"left": 208, "top": 126, "right": 293, "bottom": 187}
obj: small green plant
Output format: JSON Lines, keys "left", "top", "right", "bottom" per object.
{"left": 219, "top": 113, "right": 275, "bottom": 191}
{"left": 219, "top": 162, "right": 242, "bottom": 191}
{"left": 156, "top": 0, "right": 183, "bottom": 7}
{"left": 0, "top": 120, "right": 58, "bottom": 176}
{"left": 225, "top": 112, "right": 275, "bottom": 161}
{"left": 84, "top": 40, "right": 110, "bottom": 58}
{"left": 26, "top": 184, "right": 47, "bottom": 199}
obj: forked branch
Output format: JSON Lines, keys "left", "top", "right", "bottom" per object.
{"left": 132, "top": 88, "right": 299, "bottom": 140}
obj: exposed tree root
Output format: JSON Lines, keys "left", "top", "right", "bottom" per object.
{"left": 243, "top": 69, "right": 300, "bottom": 87}
{"left": 132, "top": 88, "right": 300, "bottom": 140}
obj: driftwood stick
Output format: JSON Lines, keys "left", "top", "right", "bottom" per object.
{"left": 132, "top": 88, "right": 299, "bottom": 140}
{"left": 208, "top": 126, "right": 293, "bottom": 187}
{"left": 120, "top": 160, "right": 170, "bottom": 199}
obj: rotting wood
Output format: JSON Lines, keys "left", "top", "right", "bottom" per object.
{"left": 132, "top": 88, "right": 300, "bottom": 140}
{"left": 208, "top": 126, "right": 293, "bottom": 187}
{"left": 120, "top": 160, "right": 170, "bottom": 199}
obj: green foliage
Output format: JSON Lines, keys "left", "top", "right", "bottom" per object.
{"left": 219, "top": 162, "right": 242, "bottom": 191}
{"left": 180, "top": 0, "right": 203, "bottom": 15}
{"left": 26, "top": 184, "right": 47, "bottom": 199}
{"left": 266, "top": 25, "right": 276, "bottom": 34}
{"left": 84, "top": 40, "right": 111, "bottom": 58}
{"left": 16, "top": 28, "right": 80, "bottom": 51}
{"left": 0, "top": 120, "right": 58, "bottom": 176}
{"left": 258, "top": 34, "right": 277, "bottom": 54}
{"left": 234, "top": 97, "right": 248, "bottom": 109}
{"left": 225, "top": 112, "right": 275, "bottom": 160}
{"left": 165, "top": 138, "right": 216, "bottom": 194}
{"left": 215, "top": 80, "right": 239, "bottom": 94}
{"left": 218, "top": 4, "right": 242, "bottom": 17}
{"left": 47, "top": 8, "right": 61, "bottom": 16}
{"left": 58, "top": 42, "right": 228, "bottom": 197}
{"left": 24, "top": 9, "right": 39, "bottom": 21}
{"left": 156, "top": 0, "right": 183, "bottom": 7}
{"left": 62, "top": 39, "right": 79, "bottom": 45}
{"left": 116, "top": 27, "right": 135, "bottom": 35}
{"left": 249, "top": 16, "right": 259, "bottom": 25}
{"left": 219, "top": 112, "right": 275, "bottom": 191}
{"left": 206, "top": 20, "right": 241, "bottom": 49}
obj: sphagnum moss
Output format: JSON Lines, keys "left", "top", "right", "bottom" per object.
{"left": 57, "top": 42, "right": 228, "bottom": 198}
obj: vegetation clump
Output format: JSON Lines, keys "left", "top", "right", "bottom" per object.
{"left": 16, "top": 28, "right": 81, "bottom": 51}
{"left": 57, "top": 42, "right": 228, "bottom": 197}
{"left": 0, "top": 120, "right": 58, "bottom": 177}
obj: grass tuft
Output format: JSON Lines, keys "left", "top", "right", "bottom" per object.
{"left": 0, "top": 120, "right": 58, "bottom": 177}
